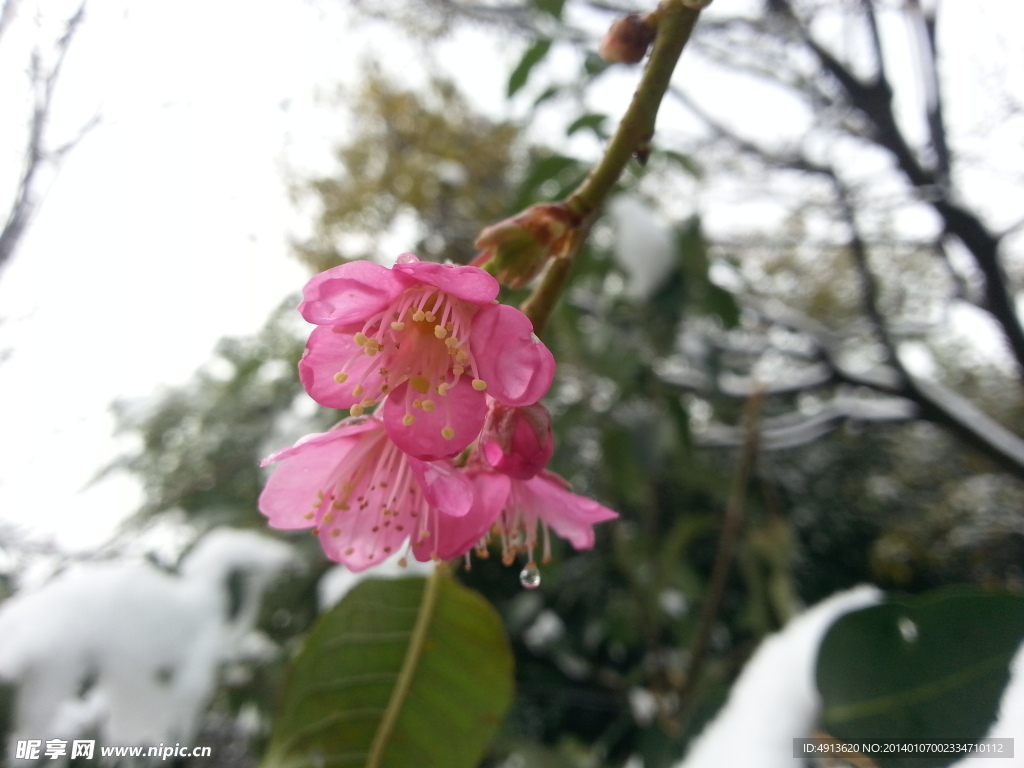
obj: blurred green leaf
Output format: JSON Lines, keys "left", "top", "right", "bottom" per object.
{"left": 531, "top": 0, "right": 565, "bottom": 19}
{"left": 816, "top": 586, "right": 1024, "bottom": 768}
{"left": 514, "top": 153, "right": 584, "bottom": 208}
{"left": 509, "top": 39, "right": 553, "bottom": 98}
{"left": 566, "top": 113, "right": 608, "bottom": 139}
{"left": 658, "top": 150, "right": 703, "bottom": 179}
{"left": 262, "top": 573, "right": 513, "bottom": 768}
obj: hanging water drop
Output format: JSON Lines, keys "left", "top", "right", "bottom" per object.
{"left": 519, "top": 562, "right": 541, "bottom": 589}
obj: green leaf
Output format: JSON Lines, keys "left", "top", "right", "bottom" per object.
{"left": 508, "top": 39, "right": 552, "bottom": 98}
{"left": 531, "top": 0, "right": 564, "bottom": 19}
{"left": 659, "top": 149, "right": 703, "bottom": 179}
{"left": 816, "top": 586, "right": 1024, "bottom": 768}
{"left": 514, "top": 153, "right": 583, "bottom": 208}
{"left": 566, "top": 113, "right": 608, "bottom": 139}
{"left": 262, "top": 572, "right": 514, "bottom": 768}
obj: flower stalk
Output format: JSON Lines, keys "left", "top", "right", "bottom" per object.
{"left": 519, "top": 0, "right": 706, "bottom": 334}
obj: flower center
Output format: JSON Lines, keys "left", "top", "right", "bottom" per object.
{"left": 334, "top": 286, "right": 489, "bottom": 440}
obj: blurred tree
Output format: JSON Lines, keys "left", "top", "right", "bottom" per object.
{"left": 0, "top": 0, "right": 96, "bottom": 274}
{"left": 292, "top": 66, "right": 520, "bottom": 272}
{"left": 94, "top": 2, "right": 1024, "bottom": 767}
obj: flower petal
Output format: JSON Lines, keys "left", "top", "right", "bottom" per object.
{"left": 520, "top": 472, "right": 618, "bottom": 550}
{"left": 471, "top": 304, "right": 556, "bottom": 406}
{"left": 481, "top": 402, "right": 554, "bottom": 480}
{"left": 382, "top": 378, "right": 488, "bottom": 461}
{"left": 258, "top": 427, "right": 368, "bottom": 530}
{"left": 299, "top": 325, "right": 386, "bottom": 409}
{"left": 409, "top": 458, "right": 473, "bottom": 517}
{"left": 393, "top": 259, "right": 499, "bottom": 304}
{"left": 412, "top": 471, "right": 510, "bottom": 562}
{"left": 298, "top": 261, "right": 411, "bottom": 326}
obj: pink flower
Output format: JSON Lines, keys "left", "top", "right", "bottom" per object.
{"left": 425, "top": 464, "right": 618, "bottom": 566}
{"left": 479, "top": 401, "right": 554, "bottom": 480}
{"left": 298, "top": 255, "right": 556, "bottom": 460}
{"left": 258, "top": 418, "right": 474, "bottom": 572}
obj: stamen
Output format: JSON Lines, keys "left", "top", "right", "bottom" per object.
{"left": 441, "top": 426, "right": 455, "bottom": 440}
{"left": 472, "top": 379, "right": 487, "bottom": 391}
{"left": 391, "top": 321, "right": 405, "bottom": 331}
{"left": 403, "top": 414, "right": 416, "bottom": 426}
{"left": 334, "top": 372, "right": 348, "bottom": 384}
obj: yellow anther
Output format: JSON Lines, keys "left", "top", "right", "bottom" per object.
{"left": 350, "top": 404, "right": 365, "bottom": 417}
{"left": 472, "top": 379, "right": 487, "bottom": 391}
{"left": 437, "top": 382, "right": 450, "bottom": 396}
{"left": 403, "top": 414, "right": 416, "bottom": 426}
{"left": 352, "top": 385, "right": 364, "bottom": 397}
{"left": 421, "top": 399, "right": 435, "bottom": 412}
{"left": 452, "top": 365, "right": 465, "bottom": 376}
{"left": 445, "top": 337, "right": 459, "bottom": 348}
{"left": 331, "top": 529, "right": 341, "bottom": 537}
{"left": 323, "top": 512, "right": 335, "bottom": 523}
{"left": 332, "top": 500, "right": 348, "bottom": 510}
{"left": 410, "top": 375, "right": 430, "bottom": 394}
{"left": 442, "top": 426, "right": 455, "bottom": 440}
{"left": 354, "top": 332, "right": 367, "bottom": 345}
{"left": 412, "top": 310, "right": 426, "bottom": 322}
{"left": 434, "top": 325, "right": 448, "bottom": 339}
{"left": 333, "top": 371, "right": 349, "bottom": 384}
{"left": 391, "top": 321, "right": 406, "bottom": 331}
{"left": 424, "top": 312, "right": 436, "bottom": 323}
{"left": 303, "top": 512, "right": 314, "bottom": 520}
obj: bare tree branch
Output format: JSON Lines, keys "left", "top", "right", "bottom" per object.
{"left": 770, "top": 0, "right": 1024, "bottom": 383}
{"left": 0, "top": 2, "right": 89, "bottom": 274}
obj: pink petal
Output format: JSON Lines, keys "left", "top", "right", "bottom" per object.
{"left": 481, "top": 402, "right": 554, "bottom": 480}
{"left": 471, "top": 304, "right": 556, "bottom": 406}
{"left": 381, "top": 378, "right": 488, "bottom": 460}
{"left": 413, "top": 471, "right": 510, "bottom": 561}
{"left": 299, "top": 325, "right": 385, "bottom": 409}
{"left": 298, "top": 261, "right": 411, "bottom": 326}
{"left": 409, "top": 458, "right": 474, "bottom": 517}
{"left": 393, "top": 259, "right": 499, "bottom": 304}
{"left": 520, "top": 472, "right": 619, "bottom": 550}
{"left": 258, "top": 428, "right": 367, "bottom": 530}
{"left": 319, "top": 511, "right": 410, "bottom": 572}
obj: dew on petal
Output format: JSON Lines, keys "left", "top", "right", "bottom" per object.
{"left": 519, "top": 562, "right": 541, "bottom": 589}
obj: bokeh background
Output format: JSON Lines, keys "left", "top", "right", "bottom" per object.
{"left": 1, "top": 0, "right": 1023, "bottom": 765}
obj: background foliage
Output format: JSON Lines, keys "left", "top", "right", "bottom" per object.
{"left": 3, "top": 1, "right": 1023, "bottom": 766}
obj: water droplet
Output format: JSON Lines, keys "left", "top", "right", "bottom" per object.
{"left": 519, "top": 562, "right": 541, "bottom": 589}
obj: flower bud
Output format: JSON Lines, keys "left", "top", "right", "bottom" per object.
{"left": 598, "top": 14, "right": 656, "bottom": 65}
{"left": 480, "top": 401, "right": 554, "bottom": 480}
{"left": 474, "top": 202, "right": 579, "bottom": 289}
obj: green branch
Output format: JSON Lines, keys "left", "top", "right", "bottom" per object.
{"left": 521, "top": 0, "right": 704, "bottom": 334}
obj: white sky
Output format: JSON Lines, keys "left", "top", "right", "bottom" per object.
{"left": 0, "top": 0, "right": 514, "bottom": 554}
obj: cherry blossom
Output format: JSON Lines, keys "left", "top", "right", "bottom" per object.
{"left": 298, "top": 254, "right": 555, "bottom": 460}
{"left": 423, "top": 463, "right": 618, "bottom": 568}
{"left": 258, "top": 418, "right": 473, "bottom": 572}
